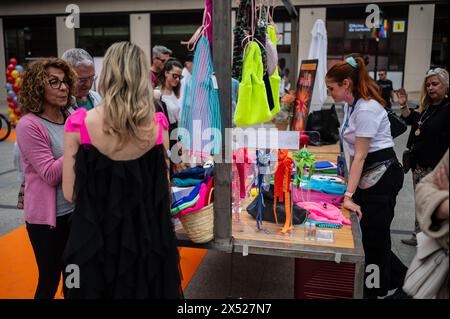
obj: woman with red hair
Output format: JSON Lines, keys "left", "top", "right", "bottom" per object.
{"left": 326, "top": 57, "right": 407, "bottom": 298}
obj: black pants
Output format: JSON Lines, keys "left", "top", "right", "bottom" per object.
{"left": 26, "top": 213, "right": 72, "bottom": 299}
{"left": 354, "top": 161, "right": 407, "bottom": 298}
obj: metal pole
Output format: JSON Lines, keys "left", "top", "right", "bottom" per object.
{"left": 213, "top": 0, "right": 232, "bottom": 241}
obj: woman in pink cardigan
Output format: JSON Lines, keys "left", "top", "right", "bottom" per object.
{"left": 16, "top": 58, "right": 77, "bottom": 299}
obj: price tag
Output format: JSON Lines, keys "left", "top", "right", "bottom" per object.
{"left": 211, "top": 74, "right": 219, "bottom": 89}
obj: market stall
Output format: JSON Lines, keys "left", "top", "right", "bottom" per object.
{"left": 172, "top": 0, "right": 365, "bottom": 299}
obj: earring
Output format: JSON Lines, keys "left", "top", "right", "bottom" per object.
{"left": 344, "top": 90, "right": 350, "bottom": 102}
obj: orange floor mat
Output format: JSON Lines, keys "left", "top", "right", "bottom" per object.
{"left": 0, "top": 225, "right": 206, "bottom": 299}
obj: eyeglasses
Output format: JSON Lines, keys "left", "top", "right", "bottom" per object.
{"left": 169, "top": 72, "right": 183, "bottom": 81}
{"left": 78, "top": 75, "right": 97, "bottom": 83}
{"left": 156, "top": 57, "right": 169, "bottom": 64}
{"left": 48, "top": 77, "right": 69, "bottom": 90}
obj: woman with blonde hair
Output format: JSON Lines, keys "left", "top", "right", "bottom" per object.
{"left": 326, "top": 57, "right": 406, "bottom": 298}
{"left": 397, "top": 68, "right": 449, "bottom": 246}
{"left": 62, "top": 42, "right": 181, "bottom": 298}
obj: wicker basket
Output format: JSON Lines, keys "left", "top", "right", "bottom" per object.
{"left": 179, "top": 188, "right": 214, "bottom": 244}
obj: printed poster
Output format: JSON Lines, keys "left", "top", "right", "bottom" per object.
{"left": 291, "top": 59, "right": 318, "bottom": 132}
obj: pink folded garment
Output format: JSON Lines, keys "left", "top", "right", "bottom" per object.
{"left": 292, "top": 188, "right": 343, "bottom": 207}
{"left": 296, "top": 201, "right": 351, "bottom": 226}
{"left": 173, "top": 183, "right": 208, "bottom": 219}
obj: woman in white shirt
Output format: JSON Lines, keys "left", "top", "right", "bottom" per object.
{"left": 326, "top": 57, "right": 407, "bottom": 299}
{"left": 157, "top": 59, "right": 184, "bottom": 149}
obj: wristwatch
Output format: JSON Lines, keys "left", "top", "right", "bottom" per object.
{"left": 344, "top": 191, "right": 354, "bottom": 199}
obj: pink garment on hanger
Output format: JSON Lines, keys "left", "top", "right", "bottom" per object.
{"left": 297, "top": 201, "right": 351, "bottom": 226}
{"left": 292, "top": 188, "right": 344, "bottom": 207}
{"left": 205, "top": 0, "right": 213, "bottom": 52}
{"left": 233, "top": 148, "right": 252, "bottom": 199}
{"left": 173, "top": 183, "right": 208, "bottom": 219}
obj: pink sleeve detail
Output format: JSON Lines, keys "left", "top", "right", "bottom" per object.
{"left": 65, "top": 108, "right": 92, "bottom": 145}
{"left": 154, "top": 112, "right": 169, "bottom": 145}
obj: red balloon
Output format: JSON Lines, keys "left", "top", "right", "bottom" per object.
{"left": 14, "top": 109, "right": 21, "bottom": 116}
{"left": 6, "top": 70, "right": 11, "bottom": 77}
{"left": 7, "top": 76, "right": 15, "bottom": 84}
{"left": 7, "top": 96, "right": 13, "bottom": 103}
{"left": 13, "top": 84, "right": 20, "bottom": 93}
{"left": 8, "top": 102, "right": 16, "bottom": 109}
{"left": 7, "top": 64, "right": 15, "bottom": 72}
{"left": 9, "top": 58, "right": 18, "bottom": 66}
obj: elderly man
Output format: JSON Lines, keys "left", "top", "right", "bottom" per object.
{"left": 150, "top": 45, "right": 172, "bottom": 88}
{"left": 61, "top": 48, "right": 101, "bottom": 110}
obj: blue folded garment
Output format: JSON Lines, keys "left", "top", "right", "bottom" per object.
{"left": 172, "top": 178, "right": 203, "bottom": 187}
{"left": 300, "top": 178, "right": 346, "bottom": 195}
{"left": 172, "top": 166, "right": 206, "bottom": 180}
{"left": 314, "top": 161, "right": 337, "bottom": 169}
{"left": 171, "top": 183, "right": 202, "bottom": 209}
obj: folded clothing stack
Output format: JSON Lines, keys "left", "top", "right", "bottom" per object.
{"left": 298, "top": 178, "right": 347, "bottom": 195}
{"left": 171, "top": 176, "right": 214, "bottom": 219}
{"left": 292, "top": 187, "right": 344, "bottom": 207}
{"left": 172, "top": 165, "right": 214, "bottom": 187}
{"left": 308, "top": 161, "right": 338, "bottom": 175}
{"left": 297, "top": 201, "right": 351, "bottom": 226}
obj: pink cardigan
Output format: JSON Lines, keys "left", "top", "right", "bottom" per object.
{"left": 16, "top": 113, "right": 63, "bottom": 227}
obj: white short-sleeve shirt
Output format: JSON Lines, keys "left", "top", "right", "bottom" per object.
{"left": 162, "top": 91, "right": 181, "bottom": 125}
{"left": 341, "top": 98, "right": 394, "bottom": 157}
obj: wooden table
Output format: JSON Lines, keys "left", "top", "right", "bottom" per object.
{"left": 176, "top": 143, "right": 365, "bottom": 299}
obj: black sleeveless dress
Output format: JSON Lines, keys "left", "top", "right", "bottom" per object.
{"left": 63, "top": 111, "right": 182, "bottom": 299}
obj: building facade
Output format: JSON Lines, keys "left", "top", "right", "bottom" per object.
{"left": 1, "top": 0, "right": 448, "bottom": 104}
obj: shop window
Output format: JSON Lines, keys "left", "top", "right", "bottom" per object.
{"left": 275, "top": 22, "right": 291, "bottom": 46}
{"left": 151, "top": 11, "right": 204, "bottom": 63}
{"left": 326, "top": 4, "right": 408, "bottom": 74}
{"left": 431, "top": 3, "right": 449, "bottom": 68}
{"left": 75, "top": 14, "right": 129, "bottom": 57}
{"left": 3, "top": 16, "right": 57, "bottom": 64}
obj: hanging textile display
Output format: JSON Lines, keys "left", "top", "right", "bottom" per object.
{"left": 232, "top": 0, "right": 268, "bottom": 81}
{"left": 233, "top": 0, "right": 281, "bottom": 127}
{"left": 267, "top": 24, "right": 281, "bottom": 116}
{"left": 205, "top": 0, "right": 213, "bottom": 51}
{"left": 234, "top": 41, "right": 272, "bottom": 126}
{"left": 179, "top": 4, "right": 222, "bottom": 156}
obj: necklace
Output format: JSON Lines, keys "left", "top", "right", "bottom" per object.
{"left": 415, "top": 106, "right": 438, "bottom": 137}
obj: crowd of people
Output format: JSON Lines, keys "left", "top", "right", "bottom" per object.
{"left": 12, "top": 39, "right": 448, "bottom": 299}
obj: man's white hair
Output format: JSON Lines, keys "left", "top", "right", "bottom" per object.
{"left": 61, "top": 48, "right": 95, "bottom": 68}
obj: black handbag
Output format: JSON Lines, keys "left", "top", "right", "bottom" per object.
{"left": 246, "top": 185, "right": 308, "bottom": 225}
{"left": 402, "top": 149, "right": 415, "bottom": 174}
{"left": 305, "top": 104, "right": 341, "bottom": 146}
{"left": 386, "top": 108, "right": 407, "bottom": 138}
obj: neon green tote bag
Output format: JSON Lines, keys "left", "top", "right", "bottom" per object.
{"left": 234, "top": 41, "right": 272, "bottom": 126}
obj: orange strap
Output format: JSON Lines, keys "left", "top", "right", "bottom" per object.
{"left": 274, "top": 150, "right": 294, "bottom": 233}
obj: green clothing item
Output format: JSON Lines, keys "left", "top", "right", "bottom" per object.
{"left": 170, "top": 194, "right": 200, "bottom": 215}
{"left": 267, "top": 25, "right": 281, "bottom": 117}
{"left": 234, "top": 41, "right": 272, "bottom": 126}
{"left": 173, "top": 178, "right": 203, "bottom": 187}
